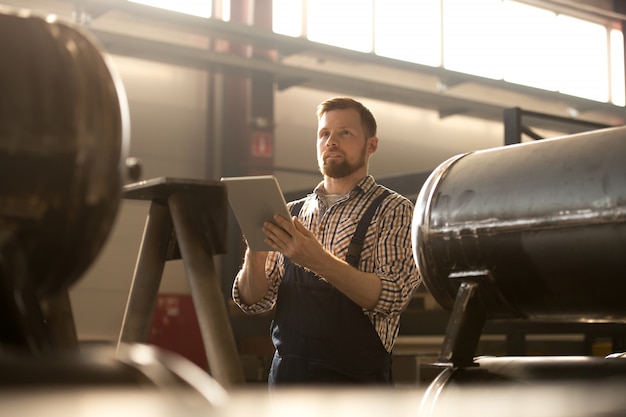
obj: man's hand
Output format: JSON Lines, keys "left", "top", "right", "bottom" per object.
{"left": 263, "top": 214, "right": 382, "bottom": 310}
{"left": 262, "top": 214, "right": 328, "bottom": 271}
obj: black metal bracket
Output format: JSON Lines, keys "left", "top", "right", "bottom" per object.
{"left": 437, "top": 281, "right": 486, "bottom": 367}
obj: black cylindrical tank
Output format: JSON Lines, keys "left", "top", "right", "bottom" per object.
{"left": 0, "top": 9, "right": 129, "bottom": 295}
{"left": 413, "top": 126, "right": 626, "bottom": 321}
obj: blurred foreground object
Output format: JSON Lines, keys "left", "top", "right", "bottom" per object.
{"left": 0, "top": 6, "right": 130, "bottom": 353}
{"left": 0, "top": 6, "right": 130, "bottom": 298}
{"left": 0, "top": 8, "right": 224, "bottom": 414}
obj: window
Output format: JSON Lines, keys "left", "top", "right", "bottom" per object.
{"left": 555, "top": 14, "right": 609, "bottom": 102}
{"left": 273, "top": 0, "right": 304, "bottom": 37}
{"left": 501, "top": 1, "right": 559, "bottom": 91}
{"left": 129, "top": 0, "right": 213, "bottom": 18}
{"left": 374, "top": 0, "right": 441, "bottom": 66}
{"left": 611, "top": 29, "right": 626, "bottom": 106}
{"left": 307, "top": 0, "right": 374, "bottom": 53}
{"left": 271, "top": 0, "right": 625, "bottom": 106}
{"left": 443, "top": 0, "right": 503, "bottom": 79}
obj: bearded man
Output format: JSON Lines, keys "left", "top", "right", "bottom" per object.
{"left": 232, "top": 97, "right": 421, "bottom": 386}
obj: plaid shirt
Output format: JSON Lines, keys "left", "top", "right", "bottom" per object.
{"left": 233, "top": 175, "right": 421, "bottom": 352}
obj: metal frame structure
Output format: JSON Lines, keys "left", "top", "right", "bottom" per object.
{"left": 20, "top": 0, "right": 626, "bottom": 129}
{"left": 117, "top": 177, "right": 245, "bottom": 388}
{"left": 503, "top": 107, "right": 613, "bottom": 145}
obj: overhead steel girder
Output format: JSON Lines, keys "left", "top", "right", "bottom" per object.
{"left": 65, "top": 0, "right": 625, "bottom": 129}
{"left": 93, "top": 28, "right": 624, "bottom": 134}
{"left": 91, "top": 28, "right": 504, "bottom": 119}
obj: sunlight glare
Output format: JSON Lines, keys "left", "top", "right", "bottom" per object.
{"left": 374, "top": 0, "right": 441, "bottom": 66}
{"left": 128, "top": 0, "right": 212, "bottom": 18}
{"left": 273, "top": 0, "right": 303, "bottom": 37}
{"left": 443, "top": 0, "right": 503, "bottom": 79}
{"left": 610, "top": 29, "right": 625, "bottom": 106}
{"left": 270, "top": 0, "right": 619, "bottom": 105}
{"left": 555, "top": 14, "right": 608, "bottom": 102}
{"left": 502, "top": 1, "right": 558, "bottom": 91}
{"left": 307, "top": 0, "right": 373, "bottom": 53}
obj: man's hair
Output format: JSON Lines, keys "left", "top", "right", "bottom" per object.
{"left": 316, "top": 97, "right": 377, "bottom": 139}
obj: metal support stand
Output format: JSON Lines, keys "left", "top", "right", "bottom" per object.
{"left": 41, "top": 290, "right": 78, "bottom": 350}
{"left": 117, "top": 177, "right": 245, "bottom": 388}
{"left": 438, "top": 282, "right": 486, "bottom": 367}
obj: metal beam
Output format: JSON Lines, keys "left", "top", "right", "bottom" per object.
{"left": 70, "top": 0, "right": 625, "bottom": 128}
{"left": 92, "top": 29, "right": 507, "bottom": 121}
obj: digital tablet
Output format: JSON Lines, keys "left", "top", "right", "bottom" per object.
{"left": 220, "top": 175, "right": 293, "bottom": 251}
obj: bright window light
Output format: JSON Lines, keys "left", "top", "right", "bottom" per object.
{"left": 443, "top": 0, "right": 503, "bottom": 79}
{"left": 220, "top": 0, "right": 230, "bottom": 21}
{"left": 273, "top": 0, "right": 303, "bottom": 37}
{"left": 555, "top": 14, "right": 608, "bottom": 102}
{"left": 271, "top": 0, "right": 621, "bottom": 106}
{"left": 502, "top": 1, "right": 558, "bottom": 91}
{"left": 128, "top": 0, "right": 212, "bottom": 18}
{"left": 374, "top": 0, "right": 441, "bottom": 66}
{"left": 610, "top": 29, "right": 625, "bottom": 106}
{"left": 307, "top": 0, "right": 374, "bottom": 53}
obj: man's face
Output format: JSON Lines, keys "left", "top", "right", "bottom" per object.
{"left": 316, "top": 108, "right": 375, "bottom": 179}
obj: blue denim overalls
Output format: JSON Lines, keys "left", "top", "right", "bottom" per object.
{"left": 268, "top": 191, "right": 392, "bottom": 385}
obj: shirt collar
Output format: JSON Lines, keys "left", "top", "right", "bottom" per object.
{"left": 313, "top": 175, "right": 376, "bottom": 198}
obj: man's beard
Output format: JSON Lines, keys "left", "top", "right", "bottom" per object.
{"left": 319, "top": 147, "right": 367, "bottom": 178}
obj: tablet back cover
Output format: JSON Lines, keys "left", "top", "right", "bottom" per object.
{"left": 220, "top": 175, "right": 291, "bottom": 251}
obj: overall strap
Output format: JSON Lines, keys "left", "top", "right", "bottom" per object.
{"left": 346, "top": 190, "right": 390, "bottom": 268}
{"left": 290, "top": 200, "right": 305, "bottom": 217}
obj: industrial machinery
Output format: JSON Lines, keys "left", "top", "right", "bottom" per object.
{"left": 0, "top": 7, "right": 223, "bottom": 414}
{"left": 412, "top": 125, "right": 626, "bottom": 414}
{"left": 0, "top": 6, "right": 129, "bottom": 352}
{"left": 2, "top": 4, "right": 626, "bottom": 417}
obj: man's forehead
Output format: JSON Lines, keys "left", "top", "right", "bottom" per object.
{"left": 318, "top": 108, "right": 362, "bottom": 128}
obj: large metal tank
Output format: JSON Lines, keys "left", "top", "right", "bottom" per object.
{"left": 413, "top": 126, "right": 626, "bottom": 321}
{"left": 0, "top": 7, "right": 129, "bottom": 296}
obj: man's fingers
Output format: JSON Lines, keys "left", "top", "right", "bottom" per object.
{"left": 292, "top": 217, "right": 314, "bottom": 237}
{"left": 272, "top": 214, "right": 294, "bottom": 230}
{"left": 263, "top": 220, "right": 290, "bottom": 243}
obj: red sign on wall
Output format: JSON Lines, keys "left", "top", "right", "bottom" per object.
{"left": 251, "top": 131, "right": 273, "bottom": 158}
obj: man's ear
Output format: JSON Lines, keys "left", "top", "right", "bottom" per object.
{"left": 368, "top": 136, "right": 379, "bottom": 154}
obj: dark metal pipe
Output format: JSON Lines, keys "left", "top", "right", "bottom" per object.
{"left": 413, "top": 126, "right": 626, "bottom": 321}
